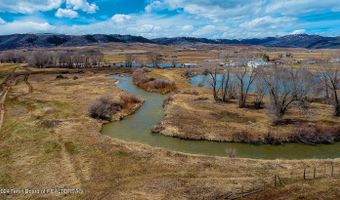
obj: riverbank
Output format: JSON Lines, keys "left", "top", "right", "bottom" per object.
{"left": 150, "top": 68, "right": 340, "bottom": 145}
{"left": 1, "top": 66, "right": 340, "bottom": 199}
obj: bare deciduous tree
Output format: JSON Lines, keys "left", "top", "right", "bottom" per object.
{"left": 262, "top": 67, "right": 294, "bottom": 121}
{"left": 261, "top": 66, "right": 311, "bottom": 122}
{"left": 206, "top": 62, "right": 235, "bottom": 103}
{"left": 289, "top": 67, "right": 313, "bottom": 113}
{"left": 229, "top": 52, "right": 259, "bottom": 108}
{"left": 203, "top": 60, "right": 220, "bottom": 101}
{"left": 235, "top": 65, "right": 257, "bottom": 108}
{"left": 320, "top": 65, "right": 340, "bottom": 116}
{"left": 170, "top": 54, "right": 178, "bottom": 67}
{"left": 125, "top": 54, "right": 135, "bottom": 67}
{"left": 253, "top": 69, "right": 267, "bottom": 109}
{"left": 208, "top": 67, "right": 220, "bottom": 101}
{"left": 148, "top": 52, "right": 163, "bottom": 67}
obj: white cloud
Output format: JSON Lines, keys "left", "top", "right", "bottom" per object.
{"left": 240, "top": 16, "right": 296, "bottom": 29}
{"left": 291, "top": 29, "right": 306, "bottom": 34}
{"left": 0, "top": 0, "right": 339, "bottom": 39}
{"left": 55, "top": 8, "right": 78, "bottom": 18}
{"left": 111, "top": 14, "right": 131, "bottom": 23}
{"left": 0, "top": 0, "right": 98, "bottom": 14}
{"left": 0, "top": 20, "right": 54, "bottom": 34}
{"left": 265, "top": 0, "right": 340, "bottom": 15}
{"left": 41, "top": 13, "right": 197, "bottom": 38}
{"left": 0, "top": 0, "right": 63, "bottom": 14}
{"left": 180, "top": 25, "right": 194, "bottom": 31}
{"left": 149, "top": 0, "right": 263, "bottom": 21}
{"left": 193, "top": 25, "right": 216, "bottom": 36}
{"left": 0, "top": 18, "right": 6, "bottom": 25}
{"left": 66, "top": 0, "right": 98, "bottom": 13}
{"left": 127, "top": 24, "right": 160, "bottom": 34}
{"left": 145, "top": 1, "right": 165, "bottom": 13}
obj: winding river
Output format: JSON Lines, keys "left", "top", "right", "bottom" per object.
{"left": 102, "top": 75, "right": 340, "bottom": 160}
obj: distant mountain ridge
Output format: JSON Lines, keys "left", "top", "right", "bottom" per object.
{"left": 0, "top": 33, "right": 155, "bottom": 50}
{"left": 153, "top": 34, "right": 340, "bottom": 49}
{"left": 0, "top": 33, "right": 339, "bottom": 50}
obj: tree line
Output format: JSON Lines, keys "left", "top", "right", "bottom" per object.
{"left": 0, "top": 49, "right": 104, "bottom": 68}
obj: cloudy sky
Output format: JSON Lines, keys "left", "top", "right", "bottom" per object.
{"left": 0, "top": 0, "right": 339, "bottom": 38}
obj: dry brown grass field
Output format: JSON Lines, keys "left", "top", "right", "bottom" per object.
{"left": 92, "top": 43, "right": 340, "bottom": 64}
{"left": 0, "top": 44, "right": 339, "bottom": 199}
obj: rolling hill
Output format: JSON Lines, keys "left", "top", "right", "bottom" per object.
{"left": 0, "top": 33, "right": 338, "bottom": 50}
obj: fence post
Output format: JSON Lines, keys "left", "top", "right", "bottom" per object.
{"left": 313, "top": 167, "right": 316, "bottom": 179}
{"left": 241, "top": 185, "right": 244, "bottom": 197}
{"left": 277, "top": 175, "right": 283, "bottom": 186}
{"left": 303, "top": 168, "right": 306, "bottom": 180}
{"left": 274, "top": 175, "right": 277, "bottom": 187}
{"left": 331, "top": 164, "right": 334, "bottom": 177}
{"left": 290, "top": 170, "right": 293, "bottom": 179}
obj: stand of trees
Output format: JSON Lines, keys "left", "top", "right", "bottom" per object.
{"left": 28, "top": 49, "right": 104, "bottom": 68}
{"left": 0, "top": 49, "right": 104, "bottom": 68}
{"left": 206, "top": 59, "right": 339, "bottom": 122}
{"left": 0, "top": 50, "right": 27, "bottom": 63}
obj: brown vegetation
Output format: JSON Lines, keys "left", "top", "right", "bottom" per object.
{"left": 2, "top": 67, "right": 340, "bottom": 200}
{"left": 132, "top": 68, "right": 176, "bottom": 94}
{"left": 154, "top": 68, "right": 340, "bottom": 144}
{"left": 0, "top": 44, "right": 340, "bottom": 199}
{"left": 88, "top": 94, "right": 141, "bottom": 121}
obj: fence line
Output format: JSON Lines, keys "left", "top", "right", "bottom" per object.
{"left": 222, "top": 163, "right": 339, "bottom": 199}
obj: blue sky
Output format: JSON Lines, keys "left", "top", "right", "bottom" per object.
{"left": 0, "top": 0, "right": 339, "bottom": 39}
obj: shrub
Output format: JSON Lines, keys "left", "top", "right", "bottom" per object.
{"left": 183, "top": 69, "right": 193, "bottom": 77}
{"left": 88, "top": 96, "right": 122, "bottom": 120}
{"left": 132, "top": 68, "right": 176, "bottom": 93}
{"left": 132, "top": 69, "right": 152, "bottom": 84}
{"left": 40, "top": 119, "right": 60, "bottom": 128}
{"left": 88, "top": 94, "right": 141, "bottom": 120}
{"left": 293, "top": 124, "right": 339, "bottom": 144}
{"left": 120, "top": 93, "right": 141, "bottom": 106}
{"left": 149, "top": 79, "right": 175, "bottom": 89}
{"left": 56, "top": 75, "right": 67, "bottom": 79}
{"left": 162, "top": 96, "right": 174, "bottom": 108}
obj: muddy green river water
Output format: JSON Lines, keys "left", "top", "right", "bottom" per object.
{"left": 101, "top": 75, "right": 340, "bottom": 159}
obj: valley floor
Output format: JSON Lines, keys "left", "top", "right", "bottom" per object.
{"left": 0, "top": 65, "right": 340, "bottom": 199}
